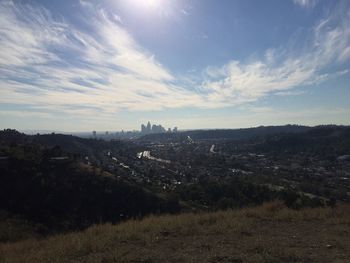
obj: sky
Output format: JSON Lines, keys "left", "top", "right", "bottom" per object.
{"left": 0, "top": 0, "right": 350, "bottom": 132}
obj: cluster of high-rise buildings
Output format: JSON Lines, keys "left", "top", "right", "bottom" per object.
{"left": 141, "top": 121, "right": 178, "bottom": 135}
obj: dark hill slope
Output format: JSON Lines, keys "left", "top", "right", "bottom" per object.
{"left": 254, "top": 125, "right": 350, "bottom": 155}
{"left": 0, "top": 129, "right": 132, "bottom": 156}
{"left": 0, "top": 139, "right": 179, "bottom": 236}
{"left": 140, "top": 125, "right": 350, "bottom": 143}
{"left": 139, "top": 125, "right": 311, "bottom": 142}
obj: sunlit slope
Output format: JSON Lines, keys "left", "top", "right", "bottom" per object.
{"left": 1, "top": 202, "right": 349, "bottom": 263}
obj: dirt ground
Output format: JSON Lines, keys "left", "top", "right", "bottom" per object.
{"left": 98, "top": 220, "right": 350, "bottom": 263}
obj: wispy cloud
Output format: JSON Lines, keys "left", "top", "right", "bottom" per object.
{"left": 181, "top": 9, "right": 190, "bottom": 16}
{"left": 0, "top": 0, "right": 349, "bottom": 125}
{"left": 201, "top": 2, "right": 350, "bottom": 106}
{"left": 0, "top": 1, "right": 206, "bottom": 116}
{"left": 292, "top": 0, "right": 319, "bottom": 9}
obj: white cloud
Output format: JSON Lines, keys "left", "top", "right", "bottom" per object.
{"left": 201, "top": 3, "right": 350, "bottom": 105}
{"left": 274, "top": 90, "right": 307, "bottom": 96}
{"left": 181, "top": 9, "right": 190, "bottom": 16}
{"left": 0, "top": 0, "right": 349, "bottom": 127}
{"left": 0, "top": 1, "right": 209, "bottom": 115}
{"left": 293, "top": 0, "right": 319, "bottom": 8}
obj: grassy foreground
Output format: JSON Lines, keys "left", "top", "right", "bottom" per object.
{"left": 1, "top": 202, "right": 349, "bottom": 263}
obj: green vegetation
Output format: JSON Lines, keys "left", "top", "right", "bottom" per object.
{"left": 176, "top": 178, "right": 327, "bottom": 210}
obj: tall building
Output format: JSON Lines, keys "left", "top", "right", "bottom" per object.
{"left": 151, "top": 124, "right": 166, "bottom": 133}
{"left": 141, "top": 124, "right": 146, "bottom": 134}
{"left": 151, "top": 124, "right": 157, "bottom": 133}
{"left": 140, "top": 122, "right": 172, "bottom": 134}
{"left": 146, "top": 121, "right": 151, "bottom": 133}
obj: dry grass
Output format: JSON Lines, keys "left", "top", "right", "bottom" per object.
{"left": 1, "top": 201, "right": 349, "bottom": 263}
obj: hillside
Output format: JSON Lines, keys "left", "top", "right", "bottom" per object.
{"left": 1, "top": 202, "right": 349, "bottom": 263}
{"left": 139, "top": 125, "right": 311, "bottom": 142}
{"left": 0, "top": 137, "right": 180, "bottom": 238}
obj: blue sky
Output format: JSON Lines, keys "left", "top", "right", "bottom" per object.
{"left": 0, "top": 0, "right": 349, "bottom": 132}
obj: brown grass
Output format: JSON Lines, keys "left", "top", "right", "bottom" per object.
{"left": 1, "top": 201, "right": 349, "bottom": 263}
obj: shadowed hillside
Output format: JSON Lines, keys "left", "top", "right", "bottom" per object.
{"left": 0, "top": 134, "right": 180, "bottom": 238}
{"left": 139, "top": 125, "right": 311, "bottom": 142}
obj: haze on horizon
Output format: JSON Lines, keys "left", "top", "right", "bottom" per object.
{"left": 0, "top": 0, "right": 350, "bottom": 132}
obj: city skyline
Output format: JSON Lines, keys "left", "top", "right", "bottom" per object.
{"left": 141, "top": 121, "right": 177, "bottom": 134}
{"left": 1, "top": 0, "right": 350, "bottom": 131}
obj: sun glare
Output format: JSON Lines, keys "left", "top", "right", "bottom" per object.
{"left": 130, "top": 0, "right": 162, "bottom": 10}
{"left": 145, "top": 0, "right": 160, "bottom": 8}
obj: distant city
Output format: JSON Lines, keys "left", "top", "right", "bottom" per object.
{"left": 86, "top": 122, "right": 178, "bottom": 140}
{"left": 140, "top": 121, "right": 177, "bottom": 135}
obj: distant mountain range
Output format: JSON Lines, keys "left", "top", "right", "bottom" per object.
{"left": 138, "top": 125, "right": 343, "bottom": 142}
